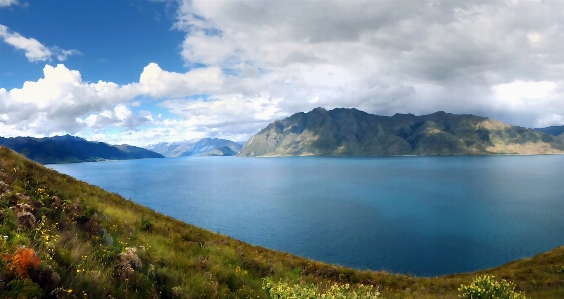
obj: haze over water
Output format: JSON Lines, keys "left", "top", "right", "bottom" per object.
{"left": 50, "top": 155, "right": 564, "bottom": 276}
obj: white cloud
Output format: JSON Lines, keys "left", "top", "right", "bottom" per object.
{"left": 80, "top": 104, "right": 151, "bottom": 130}
{"left": 137, "top": 62, "right": 224, "bottom": 97}
{"left": 493, "top": 81, "right": 557, "bottom": 106}
{"left": 170, "top": 0, "right": 564, "bottom": 131}
{"left": 0, "top": 0, "right": 18, "bottom": 7}
{"left": 0, "top": 24, "right": 81, "bottom": 62}
{"left": 0, "top": 62, "right": 284, "bottom": 144}
{"left": 0, "top": 25, "right": 52, "bottom": 62}
{"left": 6, "top": 0, "right": 564, "bottom": 145}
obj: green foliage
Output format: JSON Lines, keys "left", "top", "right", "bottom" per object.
{"left": 139, "top": 214, "right": 154, "bottom": 232}
{"left": 1, "top": 278, "right": 43, "bottom": 299}
{"left": 262, "top": 277, "right": 380, "bottom": 299}
{"left": 458, "top": 275, "right": 526, "bottom": 299}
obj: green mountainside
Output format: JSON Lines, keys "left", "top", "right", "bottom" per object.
{"left": 0, "top": 135, "right": 163, "bottom": 164}
{"left": 238, "top": 108, "right": 564, "bottom": 157}
{"left": 1, "top": 147, "right": 564, "bottom": 298}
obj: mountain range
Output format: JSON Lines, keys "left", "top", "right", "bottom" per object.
{"left": 0, "top": 135, "right": 163, "bottom": 164}
{"left": 238, "top": 108, "right": 564, "bottom": 157}
{"left": 146, "top": 138, "right": 243, "bottom": 157}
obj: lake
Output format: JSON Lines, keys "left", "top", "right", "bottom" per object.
{"left": 49, "top": 155, "right": 564, "bottom": 277}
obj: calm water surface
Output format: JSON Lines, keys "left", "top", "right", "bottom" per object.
{"left": 49, "top": 155, "right": 564, "bottom": 276}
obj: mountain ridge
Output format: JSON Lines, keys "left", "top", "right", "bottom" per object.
{"left": 238, "top": 108, "right": 564, "bottom": 157}
{"left": 535, "top": 125, "right": 564, "bottom": 140}
{"left": 0, "top": 135, "right": 163, "bottom": 164}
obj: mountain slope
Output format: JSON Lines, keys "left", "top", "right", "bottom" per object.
{"left": 238, "top": 108, "right": 564, "bottom": 156}
{"left": 535, "top": 125, "right": 564, "bottom": 140}
{"left": 1, "top": 146, "right": 564, "bottom": 298}
{"left": 0, "top": 135, "right": 163, "bottom": 164}
{"left": 146, "top": 138, "right": 243, "bottom": 157}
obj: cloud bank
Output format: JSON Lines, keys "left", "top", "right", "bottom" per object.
{"left": 3, "top": 0, "right": 564, "bottom": 146}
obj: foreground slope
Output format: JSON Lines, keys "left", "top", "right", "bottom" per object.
{"left": 238, "top": 108, "right": 564, "bottom": 157}
{"left": 0, "top": 135, "right": 163, "bottom": 164}
{"left": 0, "top": 146, "right": 563, "bottom": 298}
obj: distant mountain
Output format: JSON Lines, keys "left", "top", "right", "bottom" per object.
{"left": 0, "top": 135, "right": 163, "bottom": 164}
{"left": 534, "top": 126, "right": 564, "bottom": 139}
{"left": 145, "top": 141, "right": 196, "bottom": 157}
{"left": 146, "top": 138, "right": 243, "bottom": 157}
{"left": 200, "top": 146, "right": 238, "bottom": 156}
{"left": 238, "top": 108, "right": 564, "bottom": 157}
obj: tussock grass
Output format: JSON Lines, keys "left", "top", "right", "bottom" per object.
{"left": 0, "top": 146, "right": 563, "bottom": 298}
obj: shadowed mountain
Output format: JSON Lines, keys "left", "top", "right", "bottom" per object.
{"left": 146, "top": 138, "right": 243, "bottom": 157}
{"left": 0, "top": 135, "right": 163, "bottom": 164}
{"left": 238, "top": 108, "right": 564, "bottom": 157}
{"left": 535, "top": 126, "right": 564, "bottom": 140}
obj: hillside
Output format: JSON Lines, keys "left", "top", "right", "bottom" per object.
{"left": 535, "top": 126, "right": 564, "bottom": 140}
{"left": 0, "top": 135, "right": 163, "bottom": 164}
{"left": 1, "top": 147, "right": 563, "bottom": 298}
{"left": 238, "top": 108, "right": 564, "bottom": 157}
{"left": 146, "top": 138, "right": 243, "bottom": 157}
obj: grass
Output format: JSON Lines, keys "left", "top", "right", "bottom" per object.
{"left": 0, "top": 145, "right": 563, "bottom": 298}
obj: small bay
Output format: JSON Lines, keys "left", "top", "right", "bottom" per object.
{"left": 49, "top": 155, "right": 564, "bottom": 277}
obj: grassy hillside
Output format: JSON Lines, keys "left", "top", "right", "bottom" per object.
{"left": 0, "top": 146, "right": 563, "bottom": 298}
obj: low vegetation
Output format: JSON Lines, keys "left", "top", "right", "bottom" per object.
{"left": 0, "top": 146, "right": 563, "bottom": 298}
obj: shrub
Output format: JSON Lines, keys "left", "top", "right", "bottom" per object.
{"left": 262, "top": 277, "right": 380, "bottom": 299}
{"left": 458, "top": 275, "right": 527, "bottom": 299}
{"left": 1, "top": 247, "right": 40, "bottom": 279}
{"left": 139, "top": 214, "right": 154, "bottom": 232}
{"left": 0, "top": 278, "right": 43, "bottom": 299}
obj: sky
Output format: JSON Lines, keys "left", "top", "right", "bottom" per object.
{"left": 1, "top": 0, "right": 564, "bottom": 146}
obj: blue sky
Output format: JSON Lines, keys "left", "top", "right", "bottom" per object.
{"left": 0, "top": 1, "right": 185, "bottom": 88}
{"left": 1, "top": 0, "right": 564, "bottom": 146}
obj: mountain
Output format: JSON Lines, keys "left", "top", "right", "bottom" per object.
{"left": 146, "top": 138, "right": 243, "bottom": 157}
{"left": 238, "top": 108, "right": 564, "bottom": 157}
{"left": 200, "top": 146, "right": 238, "bottom": 156}
{"left": 535, "top": 125, "right": 564, "bottom": 140}
{"left": 1, "top": 147, "right": 563, "bottom": 298}
{"left": 144, "top": 140, "right": 196, "bottom": 157}
{"left": 0, "top": 135, "right": 163, "bottom": 164}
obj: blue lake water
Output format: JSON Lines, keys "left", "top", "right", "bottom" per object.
{"left": 49, "top": 155, "right": 564, "bottom": 277}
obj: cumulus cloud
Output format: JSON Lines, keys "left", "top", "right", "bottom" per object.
{"left": 172, "top": 0, "right": 564, "bottom": 129}
{"left": 137, "top": 62, "right": 224, "bottom": 97}
{"left": 0, "top": 62, "right": 277, "bottom": 144}
{"left": 0, "top": 0, "right": 18, "bottom": 7}
{"left": 5, "top": 1, "right": 564, "bottom": 146}
{"left": 0, "top": 64, "right": 138, "bottom": 136}
{"left": 79, "top": 105, "right": 152, "bottom": 130}
{"left": 0, "top": 25, "right": 81, "bottom": 62}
